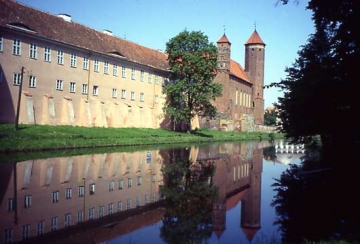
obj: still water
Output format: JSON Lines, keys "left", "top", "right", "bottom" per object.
{"left": 0, "top": 139, "right": 304, "bottom": 244}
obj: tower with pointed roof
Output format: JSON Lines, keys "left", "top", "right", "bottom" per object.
{"left": 245, "top": 29, "right": 266, "bottom": 125}
{"left": 217, "top": 34, "right": 231, "bottom": 72}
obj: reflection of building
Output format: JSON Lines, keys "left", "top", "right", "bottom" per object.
{"left": 194, "top": 141, "right": 267, "bottom": 241}
{"left": 0, "top": 150, "right": 163, "bottom": 243}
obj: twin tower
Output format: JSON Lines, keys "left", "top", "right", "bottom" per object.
{"left": 214, "top": 30, "right": 265, "bottom": 127}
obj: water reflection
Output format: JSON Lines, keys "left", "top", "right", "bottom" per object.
{"left": 0, "top": 140, "right": 282, "bottom": 244}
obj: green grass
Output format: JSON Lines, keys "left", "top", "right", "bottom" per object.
{"left": 0, "top": 124, "right": 284, "bottom": 154}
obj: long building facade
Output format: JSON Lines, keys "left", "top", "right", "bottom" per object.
{"left": 0, "top": 0, "right": 265, "bottom": 131}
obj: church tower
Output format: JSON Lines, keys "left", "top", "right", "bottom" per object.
{"left": 244, "top": 30, "right": 266, "bottom": 125}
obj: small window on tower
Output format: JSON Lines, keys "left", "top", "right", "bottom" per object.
{"left": 259, "top": 49, "right": 261, "bottom": 51}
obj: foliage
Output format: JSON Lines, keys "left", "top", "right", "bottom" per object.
{"left": 267, "top": 0, "right": 359, "bottom": 154}
{"left": 264, "top": 109, "right": 278, "bottom": 126}
{"left": 163, "top": 30, "right": 222, "bottom": 131}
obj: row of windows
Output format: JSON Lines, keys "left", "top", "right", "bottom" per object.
{"left": 7, "top": 175, "right": 158, "bottom": 211}
{"left": 4, "top": 37, "right": 166, "bottom": 84}
{"left": 12, "top": 74, "right": 159, "bottom": 102}
{"left": 3, "top": 194, "right": 159, "bottom": 243}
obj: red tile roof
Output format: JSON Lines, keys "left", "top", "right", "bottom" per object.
{"left": 245, "top": 30, "right": 265, "bottom": 45}
{"left": 230, "top": 60, "right": 251, "bottom": 83}
{"left": 0, "top": 0, "right": 169, "bottom": 71}
{"left": 217, "top": 34, "right": 231, "bottom": 44}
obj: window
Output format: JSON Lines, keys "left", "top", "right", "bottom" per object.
{"left": 69, "top": 82, "right": 76, "bottom": 93}
{"left": 83, "top": 57, "right": 89, "bottom": 70}
{"left": 0, "top": 35, "right": 3, "bottom": 51}
{"left": 28, "top": 76, "right": 36, "bottom": 88}
{"left": 140, "top": 70, "right": 144, "bottom": 82}
{"left": 162, "top": 77, "right": 167, "bottom": 86}
{"left": 108, "top": 203, "right": 114, "bottom": 214}
{"left": 121, "top": 66, "right": 126, "bottom": 78}
{"left": 22, "top": 225, "right": 30, "bottom": 240}
{"left": 152, "top": 174, "right": 157, "bottom": 182}
{"left": 151, "top": 193, "right": 156, "bottom": 202}
{"left": 52, "top": 191, "right": 59, "bottom": 203}
{"left": 29, "top": 43, "right": 37, "bottom": 59}
{"left": 89, "top": 183, "right": 95, "bottom": 195}
{"left": 94, "top": 59, "right": 99, "bottom": 72}
{"left": 117, "top": 201, "right": 122, "bottom": 212}
{"left": 92, "top": 85, "right": 98, "bottom": 96}
{"left": 65, "top": 188, "right": 72, "bottom": 199}
{"left": 146, "top": 151, "right": 151, "bottom": 163}
{"left": 57, "top": 50, "right": 64, "bottom": 64}
{"left": 44, "top": 47, "right": 51, "bottom": 62}
{"left": 121, "top": 89, "right": 126, "bottom": 99}
{"left": 4, "top": 229, "right": 13, "bottom": 244}
{"left": 109, "top": 181, "right": 115, "bottom": 191}
{"left": 112, "top": 88, "right": 117, "bottom": 98}
{"left": 51, "top": 217, "right": 58, "bottom": 231}
{"left": 137, "top": 176, "right": 142, "bottom": 186}
{"left": 136, "top": 196, "right": 141, "bottom": 207}
{"left": 77, "top": 211, "right": 84, "bottom": 223}
{"left": 155, "top": 75, "right": 159, "bottom": 85}
{"left": 155, "top": 95, "right": 159, "bottom": 104}
{"left": 148, "top": 73, "right": 152, "bottom": 83}
{"left": 99, "top": 206, "right": 105, "bottom": 217}
{"left": 130, "top": 91, "right": 135, "bottom": 101}
{"left": 131, "top": 68, "right": 136, "bottom": 80}
{"left": 7, "top": 198, "right": 15, "bottom": 212}
{"left": 37, "top": 221, "right": 44, "bottom": 236}
{"left": 65, "top": 213, "right": 71, "bottom": 227}
{"left": 118, "top": 179, "right": 123, "bottom": 190}
{"left": 104, "top": 61, "right": 109, "bottom": 74}
{"left": 56, "top": 79, "right": 63, "bottom": 90}
{"left": 24, "top": 195, "right": 31, "bottom": 208}
{"left": 126, "top": 199, "right": 132, "bottom": 210}
{"left": 113, "top": 64, "right": 118, "bottom": 76}
{"left": 13, "top": 73, "right": 21, "bottom": 86}
{"left": 13, "top": 39, "right": 21, "bottom": 55}
{"left": 145, "top": 195, "right": 149, "bottom": 205}
{"left": 140, "top": 92, "right": 144, "bottom": 102}
{"left": 70, "top": 53, "right": 77, "bottom": 67}
{"left": 82, "top": 84, "right": 88, "bottom": 94}
{"left": 89, "top": 207, "right": 95, "bottom": 220}
{"left": 78, "top": 186, "right": 84, "bottom": 197}
{"left": 127, "top": 178, "right": 132, "bottom": 188}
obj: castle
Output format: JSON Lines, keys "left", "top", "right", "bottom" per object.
{"left": 0, "top": 0, "right": 265, "bottom": 131}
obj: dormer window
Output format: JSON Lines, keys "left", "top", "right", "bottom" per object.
{"left": 7, "top": 23, "right": 36, "bottom": 33}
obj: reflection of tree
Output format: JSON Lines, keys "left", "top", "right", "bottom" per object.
{"left": 160, "top": 157, "right": 218, "bottom": 244}
{"left": 271, "top": 161, "right": 360, "bottom": 243}
{"left": 263, "top": 146, "right": 277, "bottom": 162}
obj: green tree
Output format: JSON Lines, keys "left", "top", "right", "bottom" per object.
{"left": 264, "top": 108, "right": 278, "bottom": 126}
{"left": 268, "top": 0, "right": 359, "bottom": 155}
{"left": 164, "top": 30, "right": 222, "bottom": 132}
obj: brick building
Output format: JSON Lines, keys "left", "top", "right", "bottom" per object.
{"left": 0, "top": 0, "right": 265, "bottom": 130}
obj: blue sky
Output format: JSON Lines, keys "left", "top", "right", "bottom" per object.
{"left": 18, "top": 0, "right": 314, "bottom": 108}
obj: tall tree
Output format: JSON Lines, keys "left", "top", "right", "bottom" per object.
{"left": 269, "top": 0, "right": 359, "bottom": 154}
{"left": 164, "top": 30, "right": 222, "bottom": 132}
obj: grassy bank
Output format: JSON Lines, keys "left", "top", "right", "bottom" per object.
{"left": 0, "top": 124, "right": 283, "bottom": 153}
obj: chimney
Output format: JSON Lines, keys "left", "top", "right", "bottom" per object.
{"left": 58, "top": 13, "right": 71, "bottom": 22}
{"left": 103, "top": 29, "right": 113, "bottom": 36}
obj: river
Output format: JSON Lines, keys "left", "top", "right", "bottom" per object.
{"left": 0, "top": 139, "right": 305, "bottom": 244}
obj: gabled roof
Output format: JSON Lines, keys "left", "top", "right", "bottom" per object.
{"left": 245, "top": 30, "right": 265, "bottom": 46}
{"left": 0, "top": 0, "right": 169, "bottom": 71}
{"left": 217, "top": 34, "right": 231, "bottom": 44}
{"left": 230, "top": 60, "right": 251, "bottom": 84}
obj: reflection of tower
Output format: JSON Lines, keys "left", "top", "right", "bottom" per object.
{"left": 211, "top": 157, "right": 229, "bottom": 239}
{"left": 241, "top": 148, "right": 263, "bottom": 242}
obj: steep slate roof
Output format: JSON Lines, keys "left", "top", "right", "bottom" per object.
{"left": 217, "top": 34, "right": 231, "bottom": 44}
{"left": 230, "top": 60, "right": 251, "bottom": 83}
{"left": 0, "top": 0, "right": 169, "bottom": 71}
{"left": 245, "top": 30, "right": 266, "bottom": 45}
